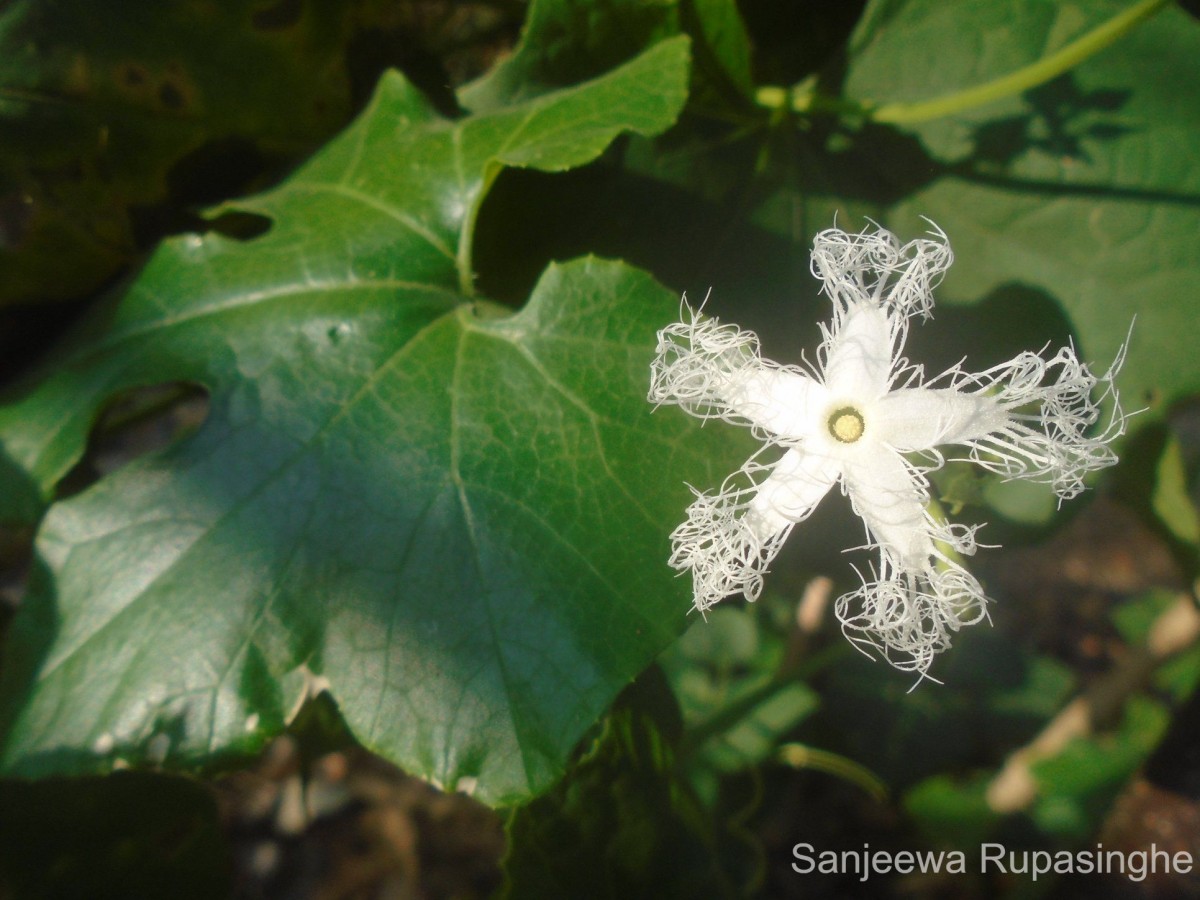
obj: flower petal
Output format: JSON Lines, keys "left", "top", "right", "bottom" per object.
{"left": 745, "top": 446, "right": 841, "bottom": 538}
{"left": 668, "top": 447, "right": 837, "bottom": 612}
{"left": 811, "top": 223, "right": 952, "bottom": 320}
{"left": 812, "top": 223, "right": 954, "bottom": 403}
{"left": 840, "top": 443, "right": 933, "bottom": 568}
{"left": 650, "top": 307, "right": 826, "bottom": 440}
{"left": 669, "top": 487, "right": 783, "bottom": 612}
{"left": 874, "top": 387, "right": 1009, "bottom": 452}
{"left": 821, "top": 299, "right": 896, "bottom": 401}
{"left": 878, "top": 340, "right": 1130, "bottom": 500}
{"left": 649, "top": 310, "right": 758, "bottom": 421}
{"left": 961, "top": 344, "right": 1130, "bottom": 500}
{"left": 835, "top": 564, "right": 988, "bottom": 677}
{"left": 726, "top": 367, "right": 828, "bottom": 441}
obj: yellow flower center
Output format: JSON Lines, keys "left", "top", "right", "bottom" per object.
{"left": 829, "top": 407, "right": 865, "bottom": 443}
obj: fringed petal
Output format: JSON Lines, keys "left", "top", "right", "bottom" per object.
{"left": 835, "top": 562, "right": 989, "bottom": 678}
{"left": 812, "top": 223, "right": 951, "bottom": 401}
{"left": 669, "top": 448, "right": 838, "bottom": 612}
{"left": 940, "top": 340, "right": 1130, "bottom": 500}
{"left": 840, "top": 444, "right": 935, "bottom": 569}
{"left": 810, "top": 221, "right": 952, "bottom": 320}
{"left": 837, "top": 444, "right": 990, "bottom": 679}
{"left": 874, "top": 386, "right": 1010, "bottom": 453}
{"left": 649, "top": 305, "right": 825, "bottom": 441}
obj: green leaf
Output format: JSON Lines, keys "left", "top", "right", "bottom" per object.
{"left": 1111, "top": 588, "right": 1181, "bottom": 645}
{"left": 459, "top": 0, "right": 751, "bottom": 115}
{"left": 843, "top": 0, "right": 1200, "bottom": 412}
{"left": 904, "top": 774, "right": 998, "bottom": 849}
{"left": 0, "top": 38, "right": 693, "bottom": 509}
{"left": 663, "top": 605, "right": 818, "bottom": 779}
{"left": 0, "top": 40, "right": 729, "bottom": 806}
{"left": 701, "top": 680, "right": 816, "bottom": 771}
{"left": 688, "top": 0, "right": 754, "bottom": 98}
{"left": 1153, "top": 437, "right": 1200, "bottom": 546}
{"left": 1111, "top": 589, "right": 1200, "bottom": 699}
{"left": 0, "top": 0, "right": 384, "bottom": 306}
{"left": 1030, "top": 695, "right": 1169, "bottom": 839}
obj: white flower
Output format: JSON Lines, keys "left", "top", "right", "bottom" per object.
{"left": 649, "top": 221, "right": 1129, "bottom": 678}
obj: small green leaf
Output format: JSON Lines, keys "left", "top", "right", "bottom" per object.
{"left": 982, "top": 477, "right": 1059, "bottom": 526}
{"left": 1153, "top": 437, "right": 1200, "bottom": 546}
{"left": 1030, "top": 695, "right": 1169, "bottom": 839}
{"left": 699, "top": 680, "right": 819, "bottom": 774}
{"left": 1111, "top": 589, "right": 1200, "bottom": 699}
{"left": 904, "top": 774, "right": 997, "bottom": 848}
{"left": 674, "top": 605, "right": 761, "bottom": 670}
{"left": 0, "top": 40, "right": 731, "bottom": 806}
{"left": 1111, "top": 588, "right": 1181, "bottom": 644}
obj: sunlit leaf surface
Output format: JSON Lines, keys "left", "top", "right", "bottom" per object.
{"left": 0, "top": 38, "right": 756, "bottom": 805}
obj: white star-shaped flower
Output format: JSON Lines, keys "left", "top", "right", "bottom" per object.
{"left": 649, "top": 221, "right": 1129, "bottom": 678}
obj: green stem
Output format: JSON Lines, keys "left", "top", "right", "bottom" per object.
{"left": 926, "top": 495, "right": 969, "bottom": 568}
{"left": 755, "top": 85, "right": 870, "bottom": 120}
{"left": 757, "top": 0, "right": 1169, "bottom": 125}
{"left": 777, "top": 743, "right": 889, "bottom": 803}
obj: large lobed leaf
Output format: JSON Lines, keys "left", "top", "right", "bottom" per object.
{"left": 0, "top": 36, "right": 743, "bottom": 805}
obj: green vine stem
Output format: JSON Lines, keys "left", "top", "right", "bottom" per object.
{"left": 777, "top": 743, "right": 889, "bottom": 803}
{"left": 756, "top": 0, "right": 1170, "bottom": 125}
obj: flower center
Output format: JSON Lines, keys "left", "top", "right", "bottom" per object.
{"left": 828, "top": 407, "right": 865, "bottom": 443}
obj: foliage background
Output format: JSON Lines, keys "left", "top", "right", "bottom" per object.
{"left": 1, "top": 0, "right": 1198, "bottom": 896}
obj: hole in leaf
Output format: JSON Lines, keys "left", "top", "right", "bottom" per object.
{"left": 204, "top": 211, "right": 273, "bottom": 240}
{"left": 0, "top": 519, "right": 34, "bottom": 634}
{"left": 55, "top": 382, "right": 211, "bottom": 502}
{"left": 130, "top": 137, "right": 277, "bottom": 245}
